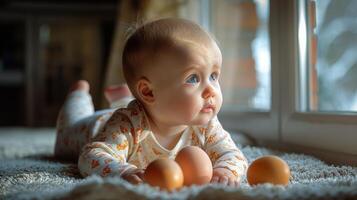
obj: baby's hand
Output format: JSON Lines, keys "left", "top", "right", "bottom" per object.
{"left": 211, "top": 167, "right": 240, "bottom": 187}
{"left": 121, "top": 168, "right": 145, "bottom": 185}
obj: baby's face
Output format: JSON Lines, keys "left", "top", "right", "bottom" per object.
{"left": 148, "top": 41, "right": 223, "bottom": 126}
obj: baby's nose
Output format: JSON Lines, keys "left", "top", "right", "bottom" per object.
{"left": 202, "top": 85, "right": 215, "bottom": 99}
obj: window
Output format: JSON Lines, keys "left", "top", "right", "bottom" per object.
{"left": 210, "top": 0, "right": 271, "bottom": 111}
{"left": 280, "top": 0, "right": 357, "bottom": 157}
{"left": 281, "top": 0, "right": 357, "bottom": 159}
{"left": 202, "top": 0, "right": 357, "bottom": 161}
{"left": 207, "top": 0, "right": 279, "bottom": 142}
{"left": 301, "top": 0, "right": 357, "bottom": 112}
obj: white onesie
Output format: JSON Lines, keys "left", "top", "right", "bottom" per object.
{"left": 55, "top": 90, "right": 248, "bottom": 181}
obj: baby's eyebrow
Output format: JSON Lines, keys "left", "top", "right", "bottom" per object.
{"left": 183, "top": 66, "right": 199, "bottom": 72}
{"left": 182, "top": 64, "right": 205, "bottom": 74}
{"left": 182, "top": 64, "right": 220, "bottom": 76}
{"left": 212, "top": 64, "right": 221, "bottom": 71}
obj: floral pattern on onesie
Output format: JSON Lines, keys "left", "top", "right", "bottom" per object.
{"left": 78, "top": 100, "right": 248, "bottom": 181}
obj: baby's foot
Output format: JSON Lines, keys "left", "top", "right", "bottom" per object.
{"left": 104, "top": 84, "right": 132, "bottom": 104}
{"left": 69, "top": 80, "right": 90, "bottom": 93}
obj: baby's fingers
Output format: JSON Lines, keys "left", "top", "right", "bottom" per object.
{"left": 227, "top": 179, "right": 240, "bottom": 187}
{"left": 211, "top": 176, "right": 228, "bottom": 185}
{"left": 123, "top": 174, "right": 144, "bottom": 185}
{"left": 211, "top": 176, "right": 240, "bottom": 187}
{"left": 131, "top": 174, "right": 144, "bottom": 184}
{"left": 136, "top": 170, "right": 145, "bottom": 180}
{"left": 210, "top": 176, "right": 219, "bottom": 183}
{"left": 218, "top": 176, "right": 228, "bottom": 185}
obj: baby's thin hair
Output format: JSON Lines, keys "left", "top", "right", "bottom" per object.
{"left": 121, "top": 18, "right": 215, "bottom": 96}
{"left": 122, "top": 15, "right": 148, "bottom": 41}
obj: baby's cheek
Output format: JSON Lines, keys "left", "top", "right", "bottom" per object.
{"left": 177, "top": 97, "right": 200, "bottom": 118}
{"left": 216, "top": 97, "right": 223, "bottom": 113}
{"left": 215, "top": 90, "right": 223, "bottom": 110}
{"left": 177, "top": 100, "right": 197, "bottom": 116}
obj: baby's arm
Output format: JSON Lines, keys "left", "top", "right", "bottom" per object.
{"left": 78, "top": 110, "right": 141, "bottom": 182}
{"left": 202, "top": 117, "right": 248, "bottom": 186}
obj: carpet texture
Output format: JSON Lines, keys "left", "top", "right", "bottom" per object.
{"left": 0, "top": 128, "right": 356, "bottom": 200}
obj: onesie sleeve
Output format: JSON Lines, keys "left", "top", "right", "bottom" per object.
{"left": 201, "top": 117, "right": 248, "bottom": 182}
{"left": 78, "top": 109, "right": 138, "bottom": 177}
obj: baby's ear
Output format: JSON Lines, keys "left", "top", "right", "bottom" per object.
{"left": 136, "top": 77, "right": 155, "bottom": 104}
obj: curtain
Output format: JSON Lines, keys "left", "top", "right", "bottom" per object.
{"left": 102, "top": 0, "right": 194, "bottom": 107}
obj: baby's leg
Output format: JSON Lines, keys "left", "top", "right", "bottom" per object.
{"left": 55, "top": 80, "right": 95, "bottom": 160}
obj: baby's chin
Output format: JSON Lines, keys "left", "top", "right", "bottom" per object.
{"left": 188, "top": 116, "right": 215, "bottom": 126}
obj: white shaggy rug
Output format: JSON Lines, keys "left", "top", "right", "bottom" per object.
{"left": 0, "top": 128, "right": 356, "bottom": 200}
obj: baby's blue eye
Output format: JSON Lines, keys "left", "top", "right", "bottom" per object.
{"left": 210, "top": 73, "right": 218, "bottom": 81}
{"left": 186, "top": 74, "right": 199, "bottom": 84}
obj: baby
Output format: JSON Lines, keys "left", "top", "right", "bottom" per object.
{"left": 54, "top": 18, "right": 248, "bottom": 187}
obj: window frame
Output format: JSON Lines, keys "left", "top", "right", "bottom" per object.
{"left": 281, "top": 0, "right": 357, "bottom": 157}
{"left": 216, "top": 0, "right": 280, "bottom": 143}
{"left": 217, "top": 0, "right": 357, "bottom": 164}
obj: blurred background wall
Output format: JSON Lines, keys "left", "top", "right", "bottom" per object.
{"left": 0, "top": 0, "right": 268, "bottom": 127}
{"left": 0, "top": 0, "right": 118, "bottom": 126}
{"left": 0, "top": 0, "right": 207, "bottom": 127}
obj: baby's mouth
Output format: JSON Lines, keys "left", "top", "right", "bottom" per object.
{"left": 201, "top": 104, "right": 215, "bottom": 113}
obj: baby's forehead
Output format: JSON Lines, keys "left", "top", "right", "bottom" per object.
{"left": 152, "top": 39, "right": 222, "bottom": 72}
{"left": 176, "top": 39, "right": 221, "bottom": 64}
{"left": 160, "top": 37, "right": 220, "bottom": 59}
